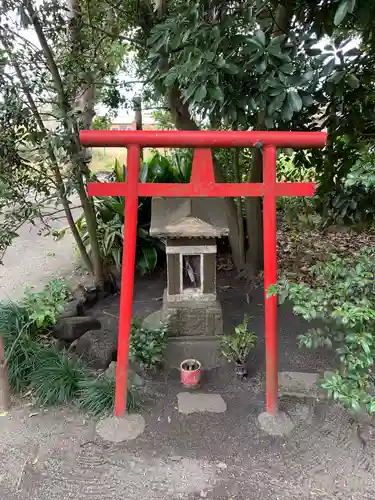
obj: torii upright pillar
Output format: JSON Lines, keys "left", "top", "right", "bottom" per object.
{"left": 80, "top": 130, "right": 327, "bottom": 417}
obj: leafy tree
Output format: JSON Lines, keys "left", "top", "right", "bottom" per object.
{"left": 92, "top": 115, "right": 112, "bottom": 130}
{"left": 0, "top": 0, "right": 128, "bottom": 289}
{"left": 104, "top": 0, "right": 375, "bottom": 277}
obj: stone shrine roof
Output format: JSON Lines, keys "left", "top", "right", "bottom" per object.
{"left": 149, "top": 197, "right": 229, "bottom": 239}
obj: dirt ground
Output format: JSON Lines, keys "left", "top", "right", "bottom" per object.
{"left": 1, "top": 272, "right": 374, "bottom": 500}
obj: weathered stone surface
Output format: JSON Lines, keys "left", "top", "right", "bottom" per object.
{"left": 164, "top": 336, "right": 224, "bottom": 370}
{"left": 162, "top": 292, "right": 223, "bottom": 337}
{"left": 96, "top": 414, "right": 145, "bottom": 442}
{"left": 105, "top": 361, "right": 145, "bottom": 388}
{"left": 142, "top": 310, "right": 164, "bottom": 330}
{"left": 278, "top": 371, "right": 321, "bottom": 398}
{"left": 75, "top": 329, "right": 117, "bottom": 370}
{"left": 52, "top": 316, "right": 101, "bottom": 342}
{"left": 177, "top": 393, "right": 227, "bottom": 414}
{"left": 55, "top": 339, "right": 70, "bottom": 351}
{"left": 258, "top": 411, "right": 295, "bottom": 436}
{"left": 59, "top": 299, "right": 85, "bottom": 319}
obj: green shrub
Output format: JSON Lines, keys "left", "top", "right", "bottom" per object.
{"left": 269, "top": 247, "right": 375, "bottom": 414}
{"left": 0, "top": 301, "right": 40, "bottom": 391}
{"left": 318, "top": 151, "right": 375, "bottom": 226}
{"left": 219, "top": 314, "right": 257, "bottom": 364}
{"left": 0, "top": 290, "right": 140, "bottom": 414}
{"left": 130, "top": 322, "right": 169, "bottom": 370}
{"left": 21, "top": 279, "right": 70, "bottom": 330}
{"left": 78, "top": 375, "right": 138, "bottom": 415}
{"left": 30, "top": 348, "right": 87, "bottom": 405}
{"left": 277, "top": 152, "right": 314, "bottom": 182}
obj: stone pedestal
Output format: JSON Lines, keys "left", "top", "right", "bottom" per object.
{"left": 162, "top": 290, "right": 223, "bottom": 338}
{"left": 142, "top": 289, "right": 224, "bottom": 369}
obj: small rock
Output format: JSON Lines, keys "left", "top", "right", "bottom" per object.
{"left": 76, "top": 329, "right": 117, "bottom": 370}
{"left": 59, "top": 299, "right": 85, "bottom": 320}
{"left": 217, "top": 462, "right": 227, "bottom": 470}
{"left": 200, "top": 490, "right": 208, "bottom": 497}
{"left": 170, "top": 455, "right": 182, "bottom": 462}
{"left": 177, "top": 393, "right": 227, "bottom": 414}
{"left": 84, "top": 288, "right": 99, "bottom": 308}
{"left": 52, "top": 316, "right": 101, "bottom": 342}
{"left": 104, "top": 361, "right": 117, "bottom": 379}
{"left": 104, "top": 362, "right": 145, "bottom": 388}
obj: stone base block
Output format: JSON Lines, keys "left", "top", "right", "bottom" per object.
{"left": 258, "top": 411, "right": 295, "bottom": 436}
{"left": 162, "top": 289, "right": 223, "bottom": 338}
{"left": 164, "top": 336, "right": 224, "bottom": 370}
{"left": 278, "top": 371, "right": 323, "bottom": 399}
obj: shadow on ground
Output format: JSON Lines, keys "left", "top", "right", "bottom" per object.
{"left": 1, "top": 272, "right": 373, "bottom": 500}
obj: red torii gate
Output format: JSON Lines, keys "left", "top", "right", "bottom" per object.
{"left": 80, "top": 130, "right": 327, "bottom": 417}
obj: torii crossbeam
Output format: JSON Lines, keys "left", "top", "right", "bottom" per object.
{"left": 80, "top": 130, "right": 327, "bottom": 417}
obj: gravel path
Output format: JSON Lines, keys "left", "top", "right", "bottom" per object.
{"left": 0, "top": 216, "right": 78, "bottom": 302}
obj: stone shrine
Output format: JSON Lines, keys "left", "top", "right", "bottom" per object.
{"left": 143, "top": 197, "right": 229, "bottom": 369}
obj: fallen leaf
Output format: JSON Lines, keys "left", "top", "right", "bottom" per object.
{"left": 28, "top": 413, "right": 39, "bottom": 418}
{"left": 0, "top": 411, "right": 8, "bottom": 417}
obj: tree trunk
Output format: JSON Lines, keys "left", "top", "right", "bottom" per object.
{"left": 245, "top": 148, "right": 264, "bottom": 277}
{"left": 0, "top": 32, "right": 94, "bottom": 274}
{"left": 0, "top": 335, "right": 10, "bottom": 412}
{"left": 233, "top": 147, "right": 245, "bottom": 265}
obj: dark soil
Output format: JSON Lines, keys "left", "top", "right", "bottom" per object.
{"left": 2, "top": 268, "right": 374, "bottom": 500}
{"left": 91, "top": 267, "right": 334, "bottom": 376}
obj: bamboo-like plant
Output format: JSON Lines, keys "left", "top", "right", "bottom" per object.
{"left": 219, "top": 314, "right": 257, "bottom": 364}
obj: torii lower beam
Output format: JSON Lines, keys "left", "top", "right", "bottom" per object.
{"left": 80, "top": 130, "right": 327, "bottom": 417}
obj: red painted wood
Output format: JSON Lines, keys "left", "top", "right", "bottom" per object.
{"left": 87, "top": 181, "right": 315, "bottom": 198}
{"left": 114, "top": 145, "right": 140, "bottom": 416}
{"left": 263, "top": 146, "right": 278, "bottom": 415}
{"left": 80, "top": 129, "right": 327, "bottom": 149}
{"left": 80, "top": 130, "right": 327, "bottom": 418}
{"left": 190, "top": 149, "right": 216, "bottom": 187}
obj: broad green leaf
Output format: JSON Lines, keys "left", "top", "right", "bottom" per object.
{"left": 209, "top": 86, "right": 224, "bottom": 102}
{"left": 269, "top": 88, "right": 284, "bottom": 96}
{"left": 322, "top": 57, "right": 336, "bottom": 76}
{"left": 265, "top": 117, "right": 274, "bottom": 129}
{"left": 302, "top": 95, "right": 314, "bottom": 107}
{"left": 334, "top": 0, "right": 349, "bottom": 26}
{"left": 164, "top": 71, "right": 178, "bottom": 86}
{"left": 268, "top": 92, "right": 286, "bottom": 115}
{"left": 224, "top": 63, "right": 239, "bottom": 74}
{"left": 347, "top": 0, "right": 356, "bottom": 13}
{"left": 137, "top": 246, "right": 157, "bottom": 275}
{"left": 281, "top": 103, "right": 294, "bottom": 121}
{"left": 254, "top": 30, "right": 266, "bottom": 47}
{"left": 302, "top": 70, "right": 314, "bottom": 82}
{"left": 280, "top": 63, "right": 294, "bottom": 75}
{"left": 347, "top": 74, "right": 360, "bottom": 89}
{"left": 256, "top": 59, "right": 267, "bottom": 74}
{"left": 269, "top": 34, "right": 287, "bottom": 46}
{"left": 287, "top": 90, "right": 302, "bottom": 112}
{"left": 183, "top": 84, "right": 198, "bottom": 102}
{"left": 194, "top": 85, "right": 207, "bottom": 102}
{"left": 329, "top": 70, "right": 345, "bottom": 84}
{"left": 205, "top": 51, "right": 215, "bottom": 62}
